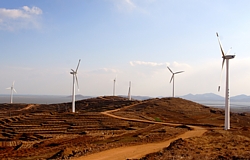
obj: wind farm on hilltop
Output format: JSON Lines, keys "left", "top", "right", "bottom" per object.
{"left": 2, "top": 30, "right": 250, "bottom": 159}
{"left": 0, "top": 32, "right": 250, "bottom": 159}
{"left": 0, "top": 96, "right": 250, "bottom": 159}
{"left": 2, "top": 1, "right": 250, "bottom": 159}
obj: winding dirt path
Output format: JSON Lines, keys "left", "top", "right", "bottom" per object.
{"left": 74, "top": 102, "right": 207, "bottom": 160}
{"left": 17, "top": 104, "right": 38, "bottom": 111}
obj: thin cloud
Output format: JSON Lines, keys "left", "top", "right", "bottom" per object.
{"left": 125, "top": 0, "right": 136, "bottom": 9}
{"left": 170, "top": 61, "right": 192, "bottom": 70}
{"left": 0, "top": 6, "right": 43, "bottom": 31}
{"left": 110, "top": 0, "right": 157, "bottom": 14}
{"left": 130, "top": 61, "right": 169, "bottom": 67}
{"left": 89, "top": 68, "right": 119, "bottom": 74}
{"left": 110, "top": 0, "right": 137, "bottom": 12}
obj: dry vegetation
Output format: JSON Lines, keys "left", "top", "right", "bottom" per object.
{"left": 0, "top": 97, "right": 249, "bottom": 160}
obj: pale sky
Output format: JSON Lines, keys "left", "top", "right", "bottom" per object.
{"left": 1, "top": 0, "right": 250, "bottom": 97}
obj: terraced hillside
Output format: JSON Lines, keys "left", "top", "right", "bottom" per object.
{"left": 110, "top": 98, "right": 250, "bottom": 160}
{"left": 1, "top": 97, "right": 250, "bottom": 160}
{"left": 113, "top": 97, "right": 250, "bottom": 128}
{"left": 0, "top": 96, "right": 188, "bottom": 159}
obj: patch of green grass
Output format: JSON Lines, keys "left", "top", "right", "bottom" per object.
{"left": 155, "top": 117, "right": 162, "bottom": 122}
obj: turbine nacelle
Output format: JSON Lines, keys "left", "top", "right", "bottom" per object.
{"left": 70, "top": 68, "right": 77, "bottom": 74}
{"left": 222, "top": 55, "right": 235, "bottom": 59}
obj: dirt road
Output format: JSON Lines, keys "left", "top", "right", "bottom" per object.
{"left": 17, "top": 104, "right": 38, "bottom": 111}
{"left": 74, "top": 103, "right": 207, "bottom": 160}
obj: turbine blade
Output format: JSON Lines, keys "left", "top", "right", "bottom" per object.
{"left": 75, "top": 75, "right": 79, "bottom": 91}
{"left": 222, "top": 59, "right": 225, "bottom": 70}
{"left": 216, "top": 32, "right": 225, "bottom": 57}
{"left": 71, "top": 69, "right": 75, "bottom": 72}
{"left": 6, "top": 87, "right": 11, "bottom": 90}
{"left": 170, "top": 75, "right": 174, "bottom": 83}
{"left": 167, "top": 66, "right": 173, "bottom": 74}
{"left": 13, "top": 88, "right": 17, "bottom": 93}
{"left": 175, "top": 71, "right": 184, "bottom": 74}
{"left": 75, "top": 59, "right": 81, "bottom": 72}
{"left": 226, "top": 47, "right": 232, "bottom": 55}
{"left": 12, "top": 81, "right": 15, "bottom": 86}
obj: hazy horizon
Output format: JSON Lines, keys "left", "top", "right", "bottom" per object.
{"left": 1, "top": 93, "right": 250, "bottom": 105}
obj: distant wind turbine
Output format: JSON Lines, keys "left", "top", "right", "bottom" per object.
{"left": 128, "top": 81, "right": 131, "bottom": 100}
{"left": 70, "top": 59, "right": 81, "bottom": 113}
{"left": 113, "top": 76, "right": 116, "bottom": 96}
{"left": 167, "top": 67, "right": 184, "bottom": 97}
{"left": 216, "top": 32, "right": 235, "bottom": 130}
{"left": 6, "top": 81, "right": 17, "bottom": 104}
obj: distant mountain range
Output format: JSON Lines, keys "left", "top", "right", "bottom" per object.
{"left": 0, "top": 94, "right": 92, "bottom": 104}
{"left": 181, "top": 93, "right": 224, "bottom": 101}
{"left": 181, "top": 93, "right": 250, "bottom": 102}
{"left": 0, "top": 93, "right": 249, "bottom": 104}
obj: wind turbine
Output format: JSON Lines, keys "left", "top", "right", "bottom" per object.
{"left": 70, "top": 59, "right": 81, "bottom": 113}
{"left": 6, "top": 81, "right": 17, "bottom": 104}
{"left": 216, "top": 32, "right": 235, "bottom": 130}
{"left": 167, "top": 67, "right": 184, "bottom": 97}
{"left": 128, "top": 81, "right": 131, "bottom": 100}
{"left": 113, "top": 76, "right": 116, "bottom": 96}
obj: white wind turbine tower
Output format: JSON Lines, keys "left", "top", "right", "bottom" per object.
{"left": 128, "top": 81, "right": 131, "bottom": 100}
{"left": 167, "top": 67, "right": 184, "bottom": 97}
{"left": 113, "top": 76, "right": 116, "bottom": 96}
{"left": 6, "top": 81, "right": 17, "bottom": 104}
{"left": 70, "top": 59, "right": 81, "bottom": 113}
{"left": 216, "top": 32, "right": 235, "bottom": 130}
